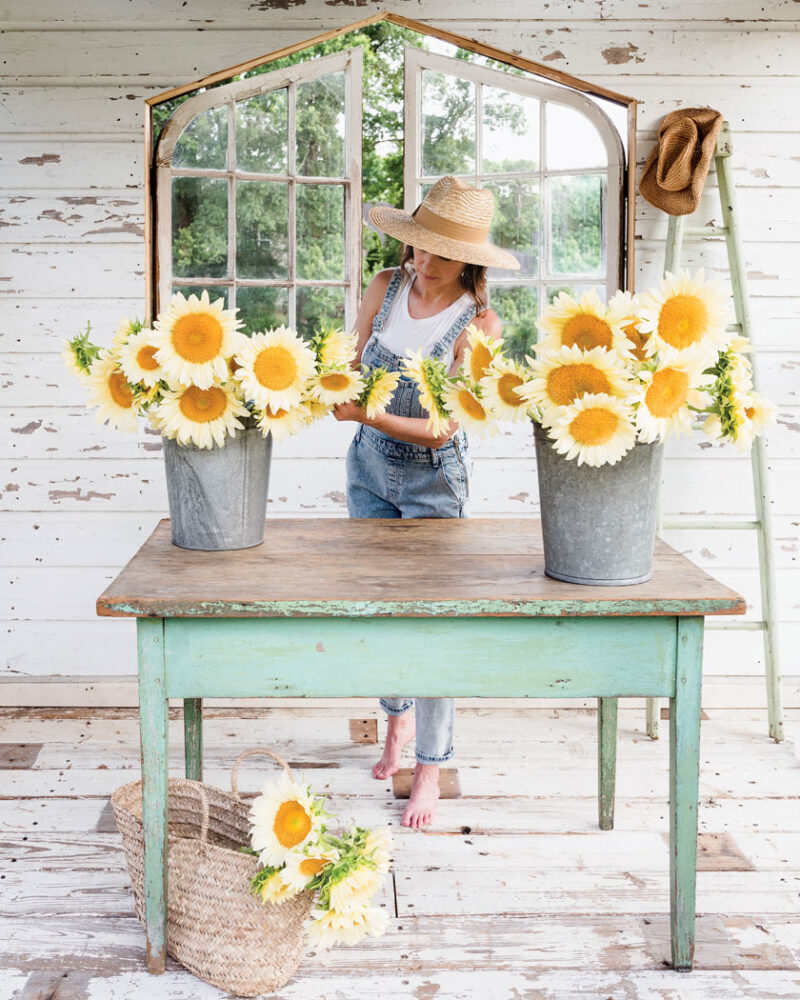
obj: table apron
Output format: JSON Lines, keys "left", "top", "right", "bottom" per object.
{"left": 154, "top": 615, "right": 681, "bottom": 699}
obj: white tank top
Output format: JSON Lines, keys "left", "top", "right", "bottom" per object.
{"left": 378, "top": 272, "right": 471, "bottom": 371}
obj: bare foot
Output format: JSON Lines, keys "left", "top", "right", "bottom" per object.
{"left": 372, "top": 713, "right": 415, "bottom": 779}
{"left": 401, "top": 762, "right": 440, "bottom": 829}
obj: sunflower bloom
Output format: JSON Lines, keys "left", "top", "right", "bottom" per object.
{"left": 401, "top": 350, "right": 452, "bottom": 437}
{"left": 86, "top": 352, "right": 140, "bottom": 432}
{"left": 480, "top": 356, "right": 532, "bottom": 422}
{"left": 234, "top": 326, "right": 317, "bottom": 412}
{"left": 462, "top": 324, "right": 504, "bottom": 381}
{"left": 636, "top": 268, "right": 731, "bottom": 363}
{"left": 305, "top": 905, "right": 389, "bottom": 949}
{"left": 308, "top": 367, "right": 364, "bottom": 406}
{"left": 609, "top": 289, "right": 650, "bottom": 363}
{"left": 119, "top": 328, "right": 163, "bottom": 388}
{"left": 547, "top": 393, "right": 636, "bottom": 467}
{"left": 249, "top": 772, "right": 322, "bottom": 869}
{"left": 152, "top": 290, "right": 243, "bottom": 389}
{"left": 312, "top": 326, "right": 358, "bottom": 368}
{"left": 520, "top": 345, "right": 632, "bottom": 425}
{"left": 442, "top": 380, "right": 497, "bottom": 438}
{"left": 257, "top": 403, "right": 311, "bottom": 441}
{"left": 281, "top": 845, "right": 339, "bottom": 893}
{"left": 535, "top": 290, "right": 631, "bottom": 357}
{"left": 357, "top": 368, "right": 401, "bottom": 420}
{"left": 153, "top": 382, "right": 249, "bottom": 449}
{"left": 634, "top": 361, "right": 708, "bottom": 443}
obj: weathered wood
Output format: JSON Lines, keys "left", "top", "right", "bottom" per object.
{"left": 598, "top": 697, "right": 618, "bottom": 830}
{"left": 182, "top": 699, "right": 202, "bottom": 781}
{"left": 349, "top": 718, "right": 378, "bottom": 744}
{"left": 392, "top": 767, "right": 461, "bottom": 799}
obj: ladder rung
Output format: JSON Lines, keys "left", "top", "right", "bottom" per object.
{"left": 725, "top": 323, "right": 743, "bottom": 333}
{"left": 705, "top": 620, "right": 766, "bottom": 631}
{"left": 661, "top": 517, "right": 761, "bottom": 531}
{"left": 684, "top": 226, "right": 728, "bottom": 238}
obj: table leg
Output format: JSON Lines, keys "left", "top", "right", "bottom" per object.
{"left": 669, "top": 616, "right": 704, "bottom": 971}
{"left": 137, "top": 617, "right": 169, "bottom": 975}
{"left": 597, "top": 697, "right": 617, "bottom": 830}
{"left": 183, "top": 698, "right": 203, "bottom": 781}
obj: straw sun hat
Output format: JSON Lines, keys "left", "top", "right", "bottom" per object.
{"left": 639, "top": 108, "right": 724, "bottom": 216}
{"left": 368, "top": 175, "right": 520, "bottom": 270}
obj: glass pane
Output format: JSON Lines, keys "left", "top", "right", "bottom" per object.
{"left": 171, "top": 284, "right": 229, "bottom": 308}
{"left": 296, "top": 71, "right": 345, "bottom": 177}
{"left": 482, "top": 87, "right": 539, "bottom": 174}
{"left": 171, "top": 176, "right": 228, "bottom": 279}
{"left": 297, "top": 184, "right": 345, "bottom": 281}
{"left": 236, "top": 90, "right": 288, "bottom": 175}
{"left": 236, "top": 286, "right": 289, "bottom": 334}
{"left": 546, "top": 283, "right": 606, "bottom": 304}
{"left": 483, "top": 179, "right": 539, "bottom": 280}
{"left": 296, "top": 285, "right": 345, "bottom": 341}
{"left": 236, "top": 181, "right": 288, "bottom": 280}
{"left": 422, "top": 70, "right": 475, "bottom": 177}
{"left": 549, "top": 175, "right": 604, "bottom": 276}
{"left": 546, "top": 103, "right": 608, "bottom": 171}
{"left": 490, "top": 285, "right": 539, "bottom": 361}
{"left": 173, "top": 107, "right": 227, "bottom": 170}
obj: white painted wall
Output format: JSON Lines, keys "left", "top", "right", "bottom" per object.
{"left": 2, "top": 0, "right": 798, "bottom": 708}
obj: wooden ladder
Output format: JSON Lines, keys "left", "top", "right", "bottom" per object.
{"left": 646, "top": 121, "right": 784, "bottom": 743}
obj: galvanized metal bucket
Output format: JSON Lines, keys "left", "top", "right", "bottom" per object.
{"left": 162, "top": 425, "right": 272, "bottom": 551}
{"left": 533, "top": 421, "right": 664, "bottom": 586}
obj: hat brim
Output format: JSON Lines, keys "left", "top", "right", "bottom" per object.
{"left": 368, "top": 205, "right": 520, "bottom": 271}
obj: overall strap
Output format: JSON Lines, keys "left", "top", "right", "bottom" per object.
{"left": 372, "top": 267, "right": 405, "bottom": 334}
{"left": 430, "top": 299, "right": 478, "bottom": 361}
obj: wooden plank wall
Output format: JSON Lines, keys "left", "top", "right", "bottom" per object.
{"left": 1, "top": 0, "right": 798, "bottom": 707}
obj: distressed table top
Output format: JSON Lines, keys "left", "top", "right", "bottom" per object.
{"left": 96, "top": 518, "right": 745, "bottom": 619}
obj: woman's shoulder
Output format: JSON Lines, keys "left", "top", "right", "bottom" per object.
{"left": 464, "top": 307, "right": 502, "bottom": 338}
{"left": 359, "top": 268, "right": 399, "bottom": 318}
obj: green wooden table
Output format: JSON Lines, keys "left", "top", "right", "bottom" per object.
{"left": 98, "top": 517, "right": 745, "bottom": 975}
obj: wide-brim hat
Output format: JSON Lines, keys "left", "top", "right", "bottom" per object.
{"left": 639, "top": 108, "right": 724, "bottom": 216}
{"left": 368, "top": 175, "right": 520, "bottom": 270}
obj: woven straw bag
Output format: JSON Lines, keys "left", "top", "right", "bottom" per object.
{"left": 111, "top": 747, "right": 315, "bottom": 997}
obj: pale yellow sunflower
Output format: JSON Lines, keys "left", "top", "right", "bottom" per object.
{"left": 153, "top": 382, "right": 249, "bottom": 449}
{"left": 520, "top": 345, "right": 632, "bottom": 425}
{"left": 462, "top": 324, "right": 504, "bottom": 381}
{"left": 358, "top": 369, "right": 401, "bottom": 420}
{"left": 152, "top": 290, "right": 243, "bottom": 389}
{"left": 280, "top": 844, "right": 339, "bottom": 893}
{"left": 308, "top": 367, "right": 364, "bottom": 406}
{"left": 547, "top": 393, "right": 637, "bottom": 467}
{"left": 257, "top": 403, "right": 311, "bottom": 441}
{"left": 480, "top": 356, "right": 533, "bottom": 422}
{"left": 85, "top": 352, "right": 140, "bottom": 432}
{"left": 442, "top": 381, "right": 497, "bottom": 438}
{"left": 119, "top": 328, "right": 163, "bottom": 388}
{"left": 235, "top": 326, "right": 317, "bottom": 412}
{"left": 301, "top": 397, "right": 334, "bottom": 423}
{"left": 534, "top": 290, "right": 631, "bottom": 357}
{"left": 329, "top": 865, "right": 384, "bottom": 916}
{"left": 633, "top": 362, "right": 709, "bottom": 443}
{"left": 248, "top": 772, "right": 322, "bottom": 869}
{"left": 62, "top": 342, "right": 90, "bottom": 379}
{"left": 608, "top": 289, "right": 650, "bottom": 363}
{"left": 257, "top": 868, "right": 301, "bottom": 905}
{"left": 315, "top": 327, "right": 359, "bottom": 367}
{"left": 112, "top": 316, "right": 143, "bottom": 349}
{"left": 401, "top": 350, "right": 452, "bottom": 437}
{"left": 636, "top": 268, "right": 731, "bottom": 363}
{"left": 304, "top": 905, "right": 389, "bottom": 950}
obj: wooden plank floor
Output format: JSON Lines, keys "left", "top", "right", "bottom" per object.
{"left": 2, "top": 705, "right": 800, "bottom": 999}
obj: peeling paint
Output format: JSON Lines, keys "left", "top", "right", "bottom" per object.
{"left": 323, "top": 490, "right": 346, "bottom": 505}
{"left": 48, "top": 489, "right": 114, "bottom": 502}
{"left": 10, "top": 420, "right": 41, "bottom": 435}
{"left": 4, "top": 483, "right": 20, "bottom": 493}
{"left": 601, "top": 43, "right": 644, "bottom": 66}
{"left": 509, "top": 491, "right": 530, "bottom": 503}
{"left": 542, "top": 50, "right": 566, "bottom": 62}
{"left": 249, "top": 0, "right": 307, "bottom": 8}
{"left": 19, "top": 153, "right": 61, "bottom": 166}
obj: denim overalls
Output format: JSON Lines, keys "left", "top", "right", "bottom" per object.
{"left": 345, "top": 267, "right": 476, "bottom": 764}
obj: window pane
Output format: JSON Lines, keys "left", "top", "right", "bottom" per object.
{"left": 236, "top": 286, "right": 289, "bottom": 334}
{"left": 296, "top": 285, "right": 345, "bottom": 341}
{"left": 422, "top": 71, "right": 475, "bottom": 177}
{"left": 236, "top": 90, "right": 288, "bottom": 175}
{"left": 549, "top": 175, "right": 604, "bottom": 276}
{"left": 546, "top": 103, "right": 607, "bottom": 171}
{"left": 483, "top": 179, "right": 539, "bottom": 280}
{"left": 491, "top": 285, "right": 539, "bottom": 361}
{"left": 171, "top": 284, "right": 229, "bottom": 308}
{"left": 171, "top": 176, "right": 228, "bottom": 279}
{"left": 297, "top": 184, "right": 345, "bottom": 281}
{"left": 296, "top": 71, "right": 345, "bottom": 177}
{"left": 236, "top": 181, "right": 288, "bottom": 280}
{"left": 482, "top": 87, "right": 539, "bottom": 174}
{"left": 173, "top": 107, "right": 227, "bottom": 170}
{"left": 546, "top": 284, "right": 606, "bottom": 304}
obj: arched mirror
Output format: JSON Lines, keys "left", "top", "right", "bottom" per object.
{"left": 145, "top": 13, "right": 635, "bottom": 361}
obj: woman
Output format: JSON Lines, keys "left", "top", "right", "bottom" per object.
{"left": 333, "top": 175, "right": 519, "bottom": 829}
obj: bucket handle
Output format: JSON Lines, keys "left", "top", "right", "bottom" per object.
{"left": 230, "top": 747, "right": 294, "bottom": 798}
{"left": 171, "top": 777, "right": 210, "bottom": 844}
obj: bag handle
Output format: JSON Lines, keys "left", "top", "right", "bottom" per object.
{"left": 172, "top": 778, "right": 210, "bottom": 844}
{"left": 230, "top": 746, "right": 294, "bottom": 797}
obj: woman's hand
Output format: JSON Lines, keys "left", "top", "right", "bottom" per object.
{"left": 333, "top": 401, "right": 370, "bottom": 424}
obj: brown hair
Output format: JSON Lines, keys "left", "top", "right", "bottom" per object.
{"left": 399, "top": 244, "right": 489, "bottom": 316}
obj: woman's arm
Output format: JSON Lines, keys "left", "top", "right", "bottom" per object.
{"left": 350, "top": 268, "right": 394, "bottom": 368}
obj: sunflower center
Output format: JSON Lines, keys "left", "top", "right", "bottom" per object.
{"left": 561, "top": 314, "right": 613, "bottom": 351}
{"left": 469, "top": 343, "right": 493, "bottom": 380}
{"left": 569, "top": 406, "right": 619, "bottom": 446}
{"left": 645, "top": 368, "right": 689, "bottom": 418}
{"left": 253, "top": 346, "right": 298, "bottom": 391}
{"left": 547, "top": 364, "right": 611, "bottom": 406}
{"left": 745, "top": 406, "right": 756, "bottom": 419}
{"left": 136, "top": 345, "right": 159, "bottom": 371}
{"left": 458, "top": 388, "right": 486, "bottom": 420}
{"left": 273, "top": 800, "right": 312, "bottom": 848}
{"left": 109, "top": 371, "right": 134, "bottom": 409}
{"left": 171, "top": 313, "right": 224, "bottom": 363}
{"left": 657, "top": 294, "right": 709, "bottom": 351}
{"left": 498, "top": 373, "right": 525, "bottom": 406}
{"left": 320, "top": 372, "right": 350, "bottom": 391}
{"left": 299, "top": 857, "right": 327, "bottom": 877}
{"left": 265, "top": 407, "right": 288, "bottom": 419}
{"left": 624, "top": 322, "right": 649, "bottom": 362}
{"left": 178, "top": 386, "right": 228, "bottom": 423}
